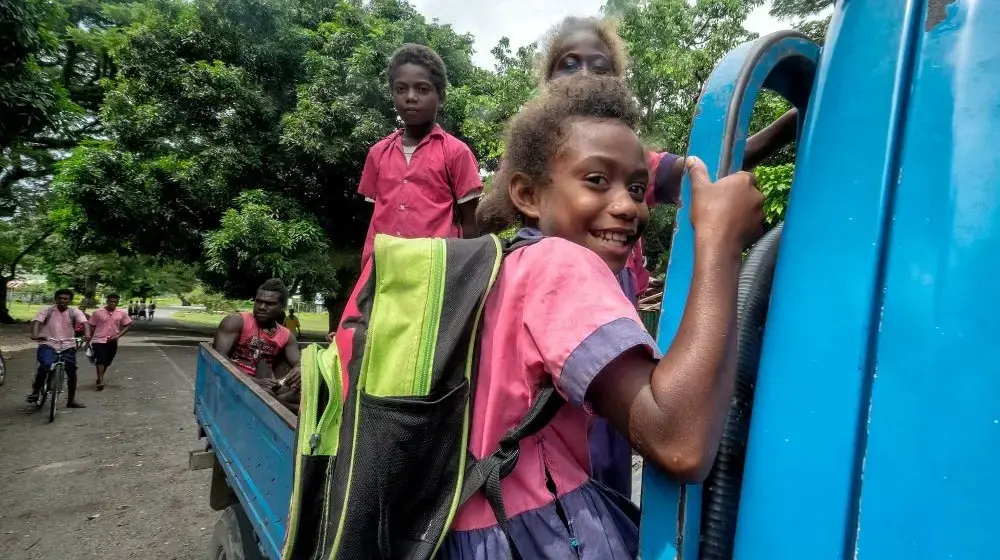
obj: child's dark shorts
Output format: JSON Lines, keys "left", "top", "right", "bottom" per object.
{"left": 91, "top": 341, "right": 119, "bottom": 366}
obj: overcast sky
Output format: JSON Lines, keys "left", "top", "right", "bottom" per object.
{"left": 408, "top": 0, "right": 793, "bottom": 69}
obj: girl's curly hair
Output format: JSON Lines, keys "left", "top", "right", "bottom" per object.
{"left": 476, "top": 74, "right": 640, "bottom": 233}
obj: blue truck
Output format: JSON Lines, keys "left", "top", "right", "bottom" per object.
{"left": 192, "top": 1, "right": 1000, "bottom": 558}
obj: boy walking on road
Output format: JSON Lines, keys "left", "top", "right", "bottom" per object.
{"left": 86, "top": 293, "right": 133, "bottom": 391}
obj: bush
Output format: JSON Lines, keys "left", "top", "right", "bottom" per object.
{"left": 186, "top": 286, "right": 246, "bottom": 313}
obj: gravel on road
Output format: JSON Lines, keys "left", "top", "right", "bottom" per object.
{"left": 0, "top": 336, "right": 219, "bottom": 560}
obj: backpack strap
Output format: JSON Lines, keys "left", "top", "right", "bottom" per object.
{"left": 457, "top": 382, "right": 564, "bottom": 560}
{"left": 42, "top": 306, "right": 80, "bottom": 330}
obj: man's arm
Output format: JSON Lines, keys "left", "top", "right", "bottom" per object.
{"left": 663, "top": 109, "right": 799, "bottom": 199}
{"left": 213, "top": 313, "right": 244, "bottom": 358}
{"left": 743, "top": 109, "right": 798, "bottom": 170}
{"left": 111, "top": 324, "right": 132, "bottom": 341}
{"left": 449, "top": 141, "right": 483, "bottom": 239}
{"left": 458, "top": 199, "right": 479, "bottom": 238}
{"left": 282, "top": 334, "right": 301, "bottom": 369}
{"left": 30, "top": 320, "right": 42, "bottom": 341}
{"left": 80, "top": 311, "right": 92, "bottom": 339}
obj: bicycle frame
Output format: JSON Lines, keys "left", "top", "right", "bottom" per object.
{"left": 40, "top": 338, "right": 79, "bottom": 422}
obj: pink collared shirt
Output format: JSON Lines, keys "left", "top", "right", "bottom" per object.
{"left": 34, "top": 306, "right": 87, "bottom": 351}
{"left": 88, "top": 307, "right": 133, "bottom": 344}
{"left": 453, "top": 236, "right": 660, "bottom": 531}
{"left": 358, "top": 125, "right": 482, "bottom": 265}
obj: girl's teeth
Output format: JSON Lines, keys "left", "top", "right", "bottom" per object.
{"left": 596, "top": 231, "right": 628, "bottom": 244}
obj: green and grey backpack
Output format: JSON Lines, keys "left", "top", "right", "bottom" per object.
{"left": 283, "top": 234, "right": 564, "bottom": 560}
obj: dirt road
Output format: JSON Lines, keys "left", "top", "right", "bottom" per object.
{"left": 0, "top": 333, "right": 219, "bottom": 560}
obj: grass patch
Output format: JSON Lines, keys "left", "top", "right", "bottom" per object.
{"left": 171, "top": 311, "right": 227, "bottom": 328}
{"left": 172, "top": 310, "right": 330, "bottom": 336}
{"left": 8, "top": 302, "right": 48, "bottom": 322}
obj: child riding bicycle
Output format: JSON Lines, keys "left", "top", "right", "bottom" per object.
{"left": 27, "top": 289, "right": 90, "bottom": 409}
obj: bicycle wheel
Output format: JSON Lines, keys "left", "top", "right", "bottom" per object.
{"left": 48, "top": 363, "right": 63, "bottom": 422}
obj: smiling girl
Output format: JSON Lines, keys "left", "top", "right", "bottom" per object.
{"left": 446, "top": 74, "right": 763, "bottom": 559}
{"left": 492, "top": 15, "right": 798, "bottom": 501}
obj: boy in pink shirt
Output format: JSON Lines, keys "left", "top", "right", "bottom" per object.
{"left": 86, "top": 293, "right": 133, "bottom": 390}
{"left": 357, "top": 43, "right": 483, "bottom": 266}
{"left": 29, "top": 289, "right": 90, "bottom": 408}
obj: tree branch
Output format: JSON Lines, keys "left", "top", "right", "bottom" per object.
{"left": 6, "top": 226, "right": 56, "bottom": 278}
{"left": 0, "top": 166, "right": 48, "bottom": 193}
{"left": 24, "top": 136, "right": 79, "bottom": 150}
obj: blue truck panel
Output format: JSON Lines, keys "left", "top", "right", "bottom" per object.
{"left": 856, "top": 1, "right": 1000, "bottom": 557}
{"left": 640, "top": 30, "right": 820, "bottom": 560}
{"left": 195, "top": 343, "right": 295, "bottom": 560}
{"left": 732, "top": 1, "right": 922, "bottom": 556}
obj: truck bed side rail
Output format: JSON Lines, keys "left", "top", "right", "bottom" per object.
{"left": 194, "top": 342, "right": 297, "bottom": 560}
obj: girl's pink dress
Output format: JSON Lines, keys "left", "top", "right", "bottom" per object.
{"left": 441, "top": 230, "right": 661, "bottom": 559}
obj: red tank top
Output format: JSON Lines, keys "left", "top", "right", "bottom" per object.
{"left": 230, "top": 312, "right": 291, "bottom": 377}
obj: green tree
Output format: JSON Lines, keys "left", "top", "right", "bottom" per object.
{"left": 0, "top": 0, "right": 127, "bottom": 321}
{"left": 616, "top": 0, "right": 764, "bottom": 153}
{"left": 54, "top": 0, "right": 485, "bottom": 313}
{"left": 202, "top": 190, "right": 328, "bottom": 298}
{"left": 448, "top": 38, "right": 538, "bottom": 173}
{"left": 770, "top": 0, "right": 832, "bottom": 18}
{"left": 771, "top": 0, "right": 832, "bottom": 44}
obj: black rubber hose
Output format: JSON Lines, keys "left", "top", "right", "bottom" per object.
{"left": 698, "top": 222, "right": 784, "bottom": 560}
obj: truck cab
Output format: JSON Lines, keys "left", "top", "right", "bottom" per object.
{"left": 642, "top": 1, "right": 1000, "bottom": 559}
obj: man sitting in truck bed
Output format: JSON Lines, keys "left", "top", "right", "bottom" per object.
{"left": 213, "top": 279, "right": 301, "bottom": 387}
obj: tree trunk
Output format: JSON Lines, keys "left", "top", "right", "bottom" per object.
{"left": 82, "top": 276, "right": 98, "bottom": 308}
{"left": 0, "top": 226, "right": 55, "bottom": 321}
{"left": 178, "top": 294, "right": 191, "bottom": 306}
{"left": 0, "top": 276, "right": 14, "bottom": 324}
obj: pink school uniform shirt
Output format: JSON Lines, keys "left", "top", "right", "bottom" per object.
{"left": 33, "top": 306, "right": 87, "bottom": 351}
{"left": 88, "top": 307, "right": 133, "bottom": 344}
{"left": 357, "top": 125, "right": 483, "bottom": 265}
{"left": 440, "top": 232, "right": 662, "bottom": 559}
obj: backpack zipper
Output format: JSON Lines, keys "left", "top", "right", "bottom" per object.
{"left": 414, "top": 240, "right": 444, "bottom": 395}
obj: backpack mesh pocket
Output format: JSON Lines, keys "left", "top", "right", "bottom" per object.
{"left": 284, "top": 454, "right": 330, "bottom": 559}
{"left": 335, "top": 379, "right": 469, "bottom": 559}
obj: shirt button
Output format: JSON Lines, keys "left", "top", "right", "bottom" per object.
{"left": 403, "top": 179, "right": 408, "bottom": 184}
